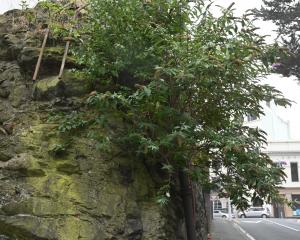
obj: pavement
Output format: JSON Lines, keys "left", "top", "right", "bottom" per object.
{"left": 211, "top": 218, "right": 249, "bottom": 240}
{"left": 235, "top": 218, "right": 300, "bottom": 240}
{"left": 211, "top": 218, "right": 300, "bottom": 240}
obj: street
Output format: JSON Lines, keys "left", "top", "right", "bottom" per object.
{"left": 235, "top": 218, "right": 300, "bottom": 240}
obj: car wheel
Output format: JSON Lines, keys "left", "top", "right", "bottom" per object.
{"left": 240, "top": 214, "right": 246, "bottom": 218}
{"left": 222, "top": 215, "right": 227, "bottom": 219}
{"left": 261, "top": 214, "right": 267, "bottom": 218}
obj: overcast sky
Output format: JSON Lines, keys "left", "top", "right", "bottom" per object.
{"left": 212, "top": 1, "right": 300, "bottom": 140}
{"left": 0, "top": 0, "right": 38, "bottom": 12}
{"left": 1, "top": 0, "right": 300, "bottom": 139}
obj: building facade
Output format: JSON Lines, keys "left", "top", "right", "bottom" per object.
{"left": 246, "top": 102, "right": 300, "bottom": 217}
{"left": 264, "top": 141, "right": 300, "bottom": 217}
{"left": 211, "top": 102, "right": 300, "bottom": 217}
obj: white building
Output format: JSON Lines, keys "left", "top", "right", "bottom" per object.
{"left": 246, "top": 102, "right": 300, "bottom": 217}
{"left": 264, "top": 141, "right": 300, "bottom": 217}
{"left": 212, "top": 101, "right": 300, "bottom": 217}
{"left": 244, "top": 101, "right": 291, "bottom": 141}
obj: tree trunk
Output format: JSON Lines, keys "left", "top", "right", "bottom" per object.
{"left": 179, "top": 169, "right": 197, "bottom": 240}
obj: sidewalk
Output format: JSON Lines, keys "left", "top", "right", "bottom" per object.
{"left": 210, "top": 218, "right": 249, "bottom": 240}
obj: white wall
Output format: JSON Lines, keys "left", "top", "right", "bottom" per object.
{"left": 245, "top": 102, "right": 291, "bottom": 141}
{"left": 264, "top": 141, "right": 300, "bottom": 188}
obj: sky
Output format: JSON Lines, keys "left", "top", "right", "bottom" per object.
{"left": 0, "top": 0, "right": 38, "bottom": 12}
{"left": 1, "top": 0, "right": 300, "bottom": 139}
{"left": 212, "top": 0, "right": 300, "bottom": 140}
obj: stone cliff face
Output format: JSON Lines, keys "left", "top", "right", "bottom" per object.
{"left": 0, "top": 7, "right": 209, "bottom": 240}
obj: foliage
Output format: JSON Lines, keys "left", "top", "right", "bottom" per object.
{"left": 71, "top": 0, "right": 291, "bottom": 209}
{"left": 37, "top": 0, "right": 75, "bottom": 40}
{"left": 48, "top": 111, "right": 89, "bottom": 133}
{"left": 20, "top": 0, "right": 29, "bottom": 10}
{"left": 255, "top": 0, "right": 300, "bottom": 80}
{"left": 10, "top": 0, "right": 34, "bottom": 30}
{"left": 49, "top": 143, "right": 69, "bottom": 157}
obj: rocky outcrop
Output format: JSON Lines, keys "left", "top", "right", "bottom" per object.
{"left": 0, "top": 114, "right": 179, "bottom": 239}
{"left": 0, "top": 106, "right": 195, "bottom": 239}
{"left": 0, "top": 5, "right": 210, "bottom": 240}
{"left": 33, "top": 70, "right": 92, "bottom": 100}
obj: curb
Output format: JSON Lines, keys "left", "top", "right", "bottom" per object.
{"left": 232, "top": 220, "right": 256, "bottom": 240}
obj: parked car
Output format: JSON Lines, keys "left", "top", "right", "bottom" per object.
{"left": 238, "top": 207, "right": 270, "bottom": 218}
{"left": 213, "top": 210, "right": 235, "bottom": 219}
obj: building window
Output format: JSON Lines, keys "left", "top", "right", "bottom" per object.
{"left": 291, "top": 162, "right": 299, "bottom": 182}
{"left": 247, "top": 115, "right": 258, "bottom": 122}
{"left": 292, "top": 195, "right": 300, "bottom": 216}
{"left": 213, "top": 200, "right": 222, "bottom": 210}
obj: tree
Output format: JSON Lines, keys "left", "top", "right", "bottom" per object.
{"left": 255, "top": 0, "right": 300, "bottom": 80}
{"left": 67, "top": 0, "right": 291, "bottom": 238}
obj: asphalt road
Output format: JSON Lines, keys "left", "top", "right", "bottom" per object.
{"left": 236, "top": 218, "right": 300, "bottom": 240}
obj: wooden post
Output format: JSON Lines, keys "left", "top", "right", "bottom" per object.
{"left": 58, "top": 39, "right": 71, "bottom": 79}
{"left": 58, "top": 4, "right": 88, "bottom": 79}
{"left": 32, "top": 2, "right": 75, "bottom": 81}
{"left": 32, "top": 28, "right": 50, "bottom": 81}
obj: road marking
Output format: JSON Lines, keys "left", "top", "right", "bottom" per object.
{"left": 264, "top": 219, "right": 300, "bottom": 232}
{"left": 241, "top": 220, "right": 262, "bottom": 224}
{"left": 233, "top": 222, "right": 257, "bottom": 240}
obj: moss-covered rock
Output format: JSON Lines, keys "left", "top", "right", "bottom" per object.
{"left": 33, "top": 76, "right": 64, "bottom": 100}
{"left": 0, "top": 101, "right": 14, "bottom": 124}
{"left": 33, "top": 70, "right": 91, "bottom": 100}
{"left": 61, "top": 70, "right": 92, "bottom": 97}
{"left": 18, "top": 47, "right": 63, "bottom": 71}
{"left": 18, "top": 46, "right": 77, "bottom": 77}
{"left": 0, "top": 4, "right": 209, "bottom": 240}
{"left": 0, "top": 113, "right": 194, "bottom": 240}
{"left": 56, "top": 162, "right": 80, "bottom": 175}
{"left": 0, "top": 34, "right": 24, "bottom": 61}
{"left": 0, "top": 153, "right": 46, "bottom": 177}
{"left": 0, "top": 138, "right": 15, "bottom": 162}
{"left": 0, "top": 61, "right": 29, "bottom": 108}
